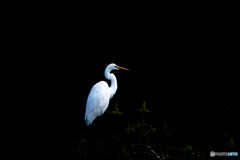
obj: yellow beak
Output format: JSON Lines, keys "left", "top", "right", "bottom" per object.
{"left": 116, "top": 66, "right": 129, "bottom": 71}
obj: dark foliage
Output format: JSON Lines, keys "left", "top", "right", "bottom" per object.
{"left": 69, "top": 92, "right": 239, "bottom": 159}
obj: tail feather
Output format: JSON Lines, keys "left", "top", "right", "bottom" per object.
{"left": 85, "top": 108, "right": 100, "bottom": 125}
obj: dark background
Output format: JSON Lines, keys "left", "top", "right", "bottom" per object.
{"left": 8, "top": 3, "right": 238, "bottom": 159}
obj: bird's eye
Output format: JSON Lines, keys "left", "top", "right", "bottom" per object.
{"left": 115, "top": 66, "right": 118, "bottom": 68}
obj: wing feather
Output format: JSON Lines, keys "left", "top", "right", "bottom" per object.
{"left": 85, "top": 81, "right": 110, "bottom": 125}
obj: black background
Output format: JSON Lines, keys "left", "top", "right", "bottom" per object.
{"left": 7, "top": 3, "right": 239, "bottom": 159}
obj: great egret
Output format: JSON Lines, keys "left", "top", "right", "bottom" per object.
{"left": 84, "top": 63, "right": 129, "bottom": 125}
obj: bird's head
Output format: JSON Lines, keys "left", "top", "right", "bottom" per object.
{"left": 108, "top": 63, "right": 129, "bottom": 71}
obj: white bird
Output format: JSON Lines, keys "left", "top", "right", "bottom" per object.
{"left": 84, "top": 63, "right": 129, "bottom": 125}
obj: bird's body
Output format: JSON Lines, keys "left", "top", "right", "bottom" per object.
{"left": 85, "top": 81, "right": 110, "bottom": 125}
{"left": 84, "top": 63, "right": 129, "bottom": 125}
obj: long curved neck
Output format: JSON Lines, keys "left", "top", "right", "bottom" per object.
{"left": 105, "top": 68, "right": 117, "bottom": 99}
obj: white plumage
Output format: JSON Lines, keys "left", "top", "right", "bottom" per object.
{"left": 84, "top": 63, "right": 129, "bottom": 125}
